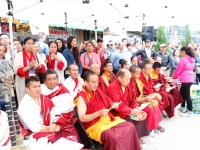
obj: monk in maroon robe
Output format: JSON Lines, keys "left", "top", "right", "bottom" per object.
{"left": 75, "top": 70, "right": 141, "bottom": 150}
{"left": 129, "top": 64, "right": 162, "bottom": 132}
{"left": 139, "top": 62, "right": 173, "bottom": 116}
{"left": 106, "top": 69, "right": 149, "bottom": 138}
{"left": 90, "top": 63, "right": 107, "bottom": 92}
{"left": 151, "top": 62, "right": 183, "bottom": 108}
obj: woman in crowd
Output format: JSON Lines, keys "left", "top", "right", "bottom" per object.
{"left": 14, "top": 39, "right": 22, "bottom": 53}
{"left": 63, "top": 36, "right": 82, "bottom": 78}
{"left": 173, "top": 46, "right": 195, "bottom": 117}
{"left": 0, "top": 44, "right": 13, "bottom": 111}
{"left": 101, "top": 60, "right": 116, "bottom": 87}
{"left": 47, "top": 41, "right": 67, "bottom": 83}
{"left": 80, "top": 42, "right": 101, "bottom": 73}
{"left": 55, "top": 38, "right": 66, "bottom": 55}
{"left": 14, "top": 37, "right": 46, "bottom": 103}
{"left": 33, "top": 43, "right": 46, "bottom": 64}
{"left": 170, "top": 49, "right": 180, "bottom": 77}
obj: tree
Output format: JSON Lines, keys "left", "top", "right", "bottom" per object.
{"left": 155, "top": 26, "right": 168, "bottom": 51}
{"left": 181, "top": 25, "right": 191, "bottom": 46}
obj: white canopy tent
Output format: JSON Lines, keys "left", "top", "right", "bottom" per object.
{"left": 0, "top": 0, "right": 200, "bottom": 34}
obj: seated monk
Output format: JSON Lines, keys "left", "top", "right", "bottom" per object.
{"left": 151, "top": 62, "right": 183, "bottom": 108}
{"left": 106, "top": 69, "right": 149, "bottom": 139}
{"left": 129, "top": 64, "right": 163, "bottom": 134}
{"left": 101, "top": 60, "right": 116, "bottom": 87}
{"left": 18, "top": 76, "right": 78, "bottom": 143}
{"left": 63, "top": 64, "right": 84, "bottom": 99}
{"left": 90, "top": 63, "right": 107, "bottom": 92}
{"left": 75, "top": 70, "right": 141, "bottom": 150}
{"left": 139, "top": 61, "right": 172, "bottom": 117}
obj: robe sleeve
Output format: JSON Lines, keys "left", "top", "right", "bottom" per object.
{"left": 57, "top": 53, "right": 67, "bottom": 71}
{"left": 106, "top": 86, "right": 132, "bottom": 116}
{"left": 14, "top": 52, "right": 26, "bottom": 77}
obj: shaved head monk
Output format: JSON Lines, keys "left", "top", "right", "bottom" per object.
{"left": 75, "top": 70, "right": 141, "bottom": 150}
{"left": 106, "top": 69, "right": 149, "bottom": 140}
{"left": 90, "top": 63, "right": 107, "bottom": 92}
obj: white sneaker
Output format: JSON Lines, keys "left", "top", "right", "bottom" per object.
{"left": 180, "top": 111, "right": 193, "bottom": 117}
{"left": 178, "top": 106, "right": 187, "bottom": 113}
{"left": 149, "top": 130, "right": 155, "bottom": 137}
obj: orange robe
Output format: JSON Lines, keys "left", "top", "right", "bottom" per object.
{"left": 106, "top": 80, "right": 149, "bottom": 138}
{"left": 77, "top": 87, "right": 140, "bottom": 150}
{"left": 129, "top": 78, "right": 162, "bottom": 131}
{"left": 101, "top": 71, "right": 116, "bottom": 85}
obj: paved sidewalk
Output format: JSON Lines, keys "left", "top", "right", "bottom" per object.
{"left": 143, "top": 106, "right": 200, "bottom": 150}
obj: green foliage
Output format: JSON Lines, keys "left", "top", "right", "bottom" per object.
{"left": 180, "top": 25, "right": 191, "bottom": 46}
{"left": 155, "top": 26, "right": 168, "bottom": 52}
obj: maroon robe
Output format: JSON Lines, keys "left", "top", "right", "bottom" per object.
{"left": 129, "top": 78, "right": 162, "bottom": 131}
{"left": 33, "top": 94, "right": 78, "bottom": 143}
{"left": 106, "top": 80, "right": 149, "bottom": 138}
{"left": 77, "top": 87, "right": 140, "bottom": 150}
{"left": 97, "top": 76, "right": 107, "bottom": 92}
{"left": 139, "top": 71, "right": 170, "bottom": 113}
{"left": 154, "top": 73, "right": 183, "bottom": 107}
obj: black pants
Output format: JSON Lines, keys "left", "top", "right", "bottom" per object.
{"left": 180, "top": 83, "right": 193, "bottom": 111}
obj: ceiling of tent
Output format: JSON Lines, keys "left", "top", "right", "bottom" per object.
{"left": 0, "top": 0, "right": 200, "bottom": 33}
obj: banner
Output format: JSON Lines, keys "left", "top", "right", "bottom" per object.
{"left": 0, "top": 17, "right": 31, "bottom": 34}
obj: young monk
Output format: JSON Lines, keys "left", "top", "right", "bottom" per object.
{"left": 129, "top": 64, "right": 163, "bottom": 134}
{"left": 101, "top": 60, "right": 116, "bottom": 87}
{"left": 75, "top": 70, "right": 141, "bottom": 150}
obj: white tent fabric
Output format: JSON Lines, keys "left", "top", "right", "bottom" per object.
{"left": 0, "top": 0, "right": 200, "bottom": 33}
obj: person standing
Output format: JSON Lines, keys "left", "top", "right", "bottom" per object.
{"left": 173, "top": 46, "right": 195, "bottom": 117}
{"left": 62, "top": 36, "right": 82, "bottom": 78}
{"left": 37, "top": 32, "right": 49, "bottom": 56}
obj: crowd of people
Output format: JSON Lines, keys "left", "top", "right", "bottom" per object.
{"left": 0, "top": 32, "right": 197, "bottom": 149}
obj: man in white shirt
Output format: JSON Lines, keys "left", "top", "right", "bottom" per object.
{"left": 18, "top": 76, "right": 78, "bottom": 143}
{"left": 63, "top": 64, "right": 84, "bottom": 99}
{"left": 41, "top": 69, "right": 75, "bottom": 113}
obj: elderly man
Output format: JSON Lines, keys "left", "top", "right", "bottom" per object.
{"left": 155, "top": 44, "right": 172, "bottom": 76}
{"left": 90, "top": 63, "right": 107, "bottom": 92}
{"left": 18, "top": 76, "right": 78, "bottom": 143}
{"left": 75, "top": 70, "right": 140, "bottom": 150}
{"left": 106, "top": 69, "right": 149, "bottom": 139}
{"left": 63, "top": 64, "right": 84, "bottom": 99}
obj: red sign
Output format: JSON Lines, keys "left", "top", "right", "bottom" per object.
{"left": 1, "top": 22, "right": 16, "bottom": 32}
{"left": 49, "top": 29, "right": 69, "bottom": 35}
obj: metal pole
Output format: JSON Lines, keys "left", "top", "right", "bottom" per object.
{"left": 7, "top": 0, "right": 14, "bottom": 66}
{"left": 94, "top": 20, "right": 97, "bottom": 41}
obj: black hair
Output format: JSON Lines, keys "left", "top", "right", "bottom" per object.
{"left": 66, "top": 36, "right": 80, "bottom": 65}
{"left": 119, "top": 59, "right": 128, "bottom": 68}
{"left": 104, "top": 60, "right": 112, "bottom": 67}
{"left": 122, "top": 38, "right": 127, "bottom": 42}
{"left": 83, "top": 70, "right": 96, "bottom": 82}
{"left": 126, "top": 43, "right": 132, "bottom": 47}
{"left": 141, "top": 61, "right": 151, "bottom": 69}
{"left": 25, "top": 76, "right": 40, "bottom": 88}
{"left": 48, "top": 41, "right": 58, "bottom": 48}
{"left": 145, "top": 39, "right": 151, "bottom": 43}
{"left": 97, "top": 38, "right": 103, "bottom": 43}
{"left": 173, "top": 49, "right": 178, "bottom": 56}
{"left": 152, "top": 62, "right": 162, "bottom": 69}
{"left": 130, "top": 55, "right": 137, "bottom": 62}
{"left": 23, "top": 37, "right": 35, "bottom": 45}
{"left": 129, "top": 64, "right": 140, "bottom": 73}
{"left": 43, "top": 69, "right": 58, "bottom": 81}
{"left": 55, "top": 38, "right": 66, "bottom": 52}
{"left": 181, "top": 46, "right": 195, "bottom": 58}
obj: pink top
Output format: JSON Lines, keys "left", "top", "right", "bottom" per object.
{"left": 173, "top": 55, "right": 195, "bottom": 83}
{"left": 80, "top": 52, "right": 101, "bottom": 68}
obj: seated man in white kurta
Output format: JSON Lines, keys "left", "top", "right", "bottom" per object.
{"left": 17, "top": 76, "right": 78, "bottom": 143}
{"left": 41, "top": 69, "right": 75, "bottom": 113}
{"left": 63, "top": 64, "right": 84, "bottom": 99}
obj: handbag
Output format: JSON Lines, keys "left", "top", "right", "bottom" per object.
{"left": 35, "top": 54, "right": 44, "bottom": 84}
